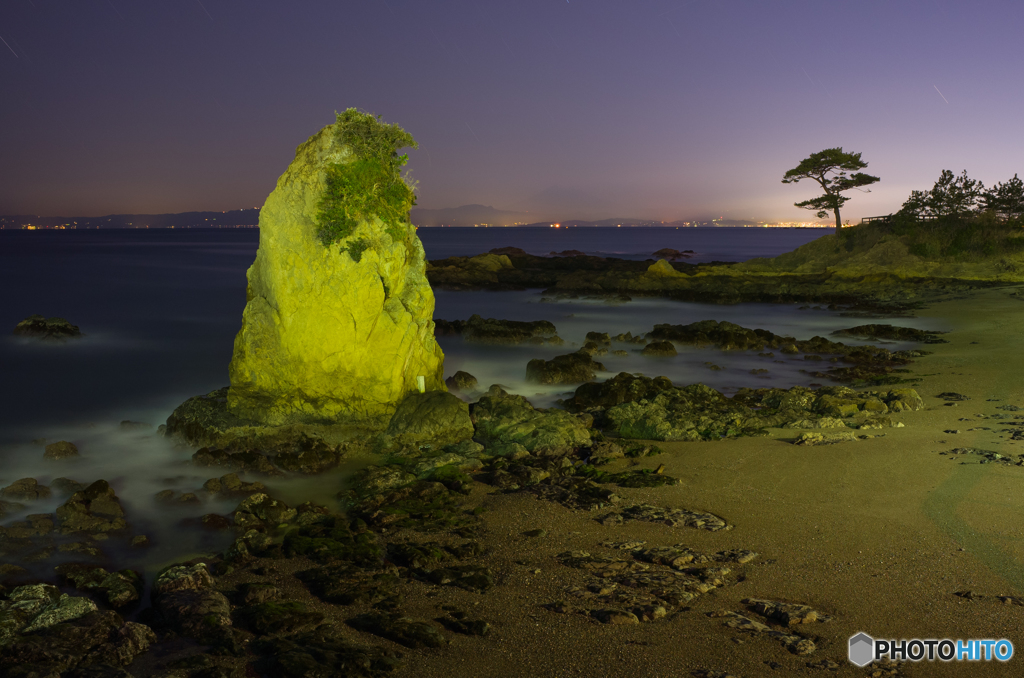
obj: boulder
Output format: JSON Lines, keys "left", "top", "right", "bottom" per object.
{"left": 226, "top": 112, "right": 444, "bottom": 428}
{"left": 641, "top": 341, "right": 677, "bottom": 357}
{"left": 0, "top": 479, "right": 51, "bottom": 502}
{"left": 471, "top": 386, "right": 591, "bottom": 455}
{"left": 385, "top": 391, "right": 474, "bottom": 446}
{"left": 43, "top": 441, "right": 79, "bottom": 460}
{"left": 445, "top": 370, "right": 479, "bottom": 392}
{"left": 526, "top": 350, "right": 605, "bottom": 385}
{"left": 55, "top": 481, "right": 126, "bottom": 535}
{"left": 564, "top": 373, "right": 674, "bottom": 411}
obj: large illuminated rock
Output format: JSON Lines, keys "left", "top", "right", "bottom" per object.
{"left": 226, "top": 120, "right": 444, "bottom": 428}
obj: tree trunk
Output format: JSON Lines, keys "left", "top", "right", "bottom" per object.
{"left": 834, "top": 205, "right": 842, "bottom": 236}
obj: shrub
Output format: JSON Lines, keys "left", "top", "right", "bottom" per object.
{"left": 315, "top": 109, "right": 418, "bottom": 252}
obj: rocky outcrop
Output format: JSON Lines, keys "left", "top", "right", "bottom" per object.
{"left": 526, "top": 350, "right": 605, "bottom": 385}
{"left": 55, "top": 481, "right": 126, "bottom": 535}
{"left": 435, "top": 314, "right": 563, "bottom": 345}
{"left": 601, "top": 383, "right": 924, "bottom": 441}
{"left": 226, "top": 117, "right": 444, "bottom": 429}
{"left": 385, "top": 391, "right": 474, "bottom": 447}
{"left": 470, "top": 386, "right": 591, "bottom": 456}
{"left": 13, "top": 315, "right": 81, "bottom": 340}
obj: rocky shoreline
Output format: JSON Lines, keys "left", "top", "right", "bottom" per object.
{"left": 5, "top": 289, "right": 1024, "bottom": 677}
{"left": 0, "top": 309, "right": 960, "bottom": 677}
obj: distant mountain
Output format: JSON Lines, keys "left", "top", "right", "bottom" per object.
{"left": 0, "top": 208, "right": 260, "bottom": 229}
{"left": 411, "top": 204, "right": 532, "bottom": 227}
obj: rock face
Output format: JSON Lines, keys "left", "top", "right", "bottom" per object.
{"left": 227, "top": 117, "right": 444, "bottom": 428}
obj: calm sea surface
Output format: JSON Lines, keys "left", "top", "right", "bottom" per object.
{"left": 0, "top": 227, "right": 949, "bottom": 570}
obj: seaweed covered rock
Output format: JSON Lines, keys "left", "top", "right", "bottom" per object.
{"left": 604, "top": 383, "right": 926, "bottom": 441}
{"left": 13, "top": 315, "right": 81, "bottom": 340}
{"left": 437, "top": 314, "right": 563, "bottom": 345}
{"left": 227, "top": 111, "right": 444, "bottom": 428}
{"left": 385, "top": 391, "right": 474, "bottom": 447}
{"left": 55, "top": 481, "right": 126, "bottom": 535}
{"left": 471, "top": 386, "right": 591, "bottom": 456}
{"left": 526, "top": 350, "right": 605, "bottom": 385}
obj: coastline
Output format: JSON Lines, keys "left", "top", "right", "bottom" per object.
{"left": 375, "top": 286, "right": 1024, "bottom": 677}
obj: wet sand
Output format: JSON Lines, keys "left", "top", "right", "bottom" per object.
{"left": 379, "top": 287, "right": 1024, "bottom": 677}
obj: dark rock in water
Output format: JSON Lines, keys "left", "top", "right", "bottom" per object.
{"left": 489, "top": 246, "right": 528, "bottom": 256}
{"left": 251, "top": 625, "right": 402, "bottom": 677}
{"left": 13, "top": 315, "right": 81, "bottom": 340}
{"left": 526, "top": 350, "right": 605, "bottom": 385}
{"left": 55, "top": 564, "right": 142, "bottom": 608}
{"left": 117, "top": 420, "right": 150, "bottom": 430}
{"left": 652, "top": 248, "right": 694, "bottom": 259}
{"left": 436, "top": 314, "right": 563, "bottom": 345}
{"left": 270, "top": 434, "right": 344, "bottom": 474}
{"left": 641, "top": 341, "right": 677, "bottom": 356}
{"left": 585, "top": 332, "right": 611, "bottom": 345}
{"left": 0, "top": 478, "right": 51, "bottom": 502}
{"left": 346, "top": 611, "right": 447, "bottom": 649}
{"left": 565, "top": 373, "right": 674, "bottom": 411}
{"left": 385, "top": 391, "right": 474, "bottom": 447}
{"left": 445, "top": 370, "right": 479, "bottom": 392}
{"left": 43, "top": 441, "right": 80, "bottom": 460}
{"left": 55, "top": 480, "right": 127, "bottom": 535}
{"left": 192, "top": 447, "right": 282, "bottom": 476}
{"left": 612, "top": 331, "right": 647, "bottom": 344}
{"left": 551, "top": 249, "right": 587, "bottom": 257}
{"left": 129, "top": 535, "right": 149, "bottom": 548}
{"left": 234, "top": 601, "right": 324, "bottom": 636}
{"left": 832, "top": 323, "right": 948, "bottom": 343}
{"left": 471, "top": 385, "right": 591, "bottom": 455}
{"left": 51, "top": 477, "right": 86, "bottom": 495}
{"left": 202, "top": 473, "right": 266, "bottom": 498}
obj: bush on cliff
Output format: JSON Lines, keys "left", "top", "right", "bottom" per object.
{"left": 315, "top": 108, "right": 418, "bottom": 252}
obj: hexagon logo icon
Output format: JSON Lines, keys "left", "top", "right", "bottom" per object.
{"left": 849, "top": 632, "right": 875, "bottom": 667}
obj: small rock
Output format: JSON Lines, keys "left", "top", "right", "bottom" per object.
{"left": 43, "top": 441, "right": 80, "bottom": 460}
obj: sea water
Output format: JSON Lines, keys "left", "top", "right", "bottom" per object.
{"left": 0, "top": 228, "right": 948, "bottom": 572}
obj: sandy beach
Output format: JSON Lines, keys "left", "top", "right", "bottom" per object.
{"left": 328, "top": 286, "right": 1024, "bottom": 678}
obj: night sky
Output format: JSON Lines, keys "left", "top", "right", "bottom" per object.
{"left": 1, "top": 1, "right": 1021, "bottom": 222}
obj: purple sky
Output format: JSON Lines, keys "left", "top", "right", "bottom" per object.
{"left": 1, "top": 1, "right": 1021, "bottom": 222}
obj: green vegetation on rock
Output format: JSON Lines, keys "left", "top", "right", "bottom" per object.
{"left": 315, "top": 108, "right": 417, "bottom": 254}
